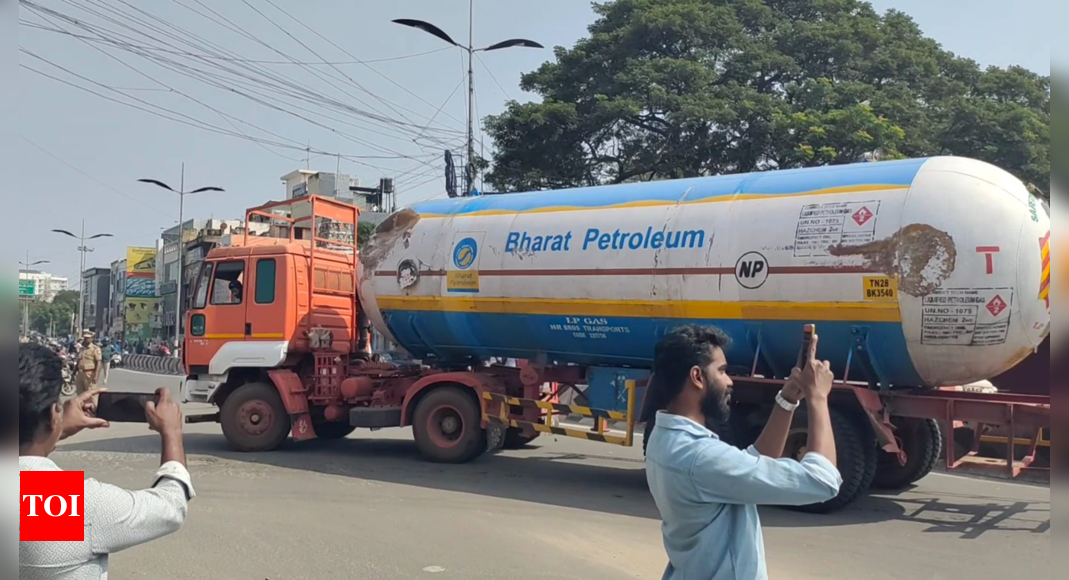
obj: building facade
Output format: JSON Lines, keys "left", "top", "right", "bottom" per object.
{"left": 18, "top": 270, "right": 69, "bottom": 303}
{"left": 106, "top": 259, "right": 127, "bottom": 343}
{"left": 81, "top": 267, "right": 112, "bottom": 334}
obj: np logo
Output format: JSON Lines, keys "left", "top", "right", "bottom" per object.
{"left": 453, "top": 238, "right": 478, "bottom": 270}
{"left": 735, "top": 252, "right": 769, "bottom": 290}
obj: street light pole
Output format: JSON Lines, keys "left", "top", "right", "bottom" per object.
{"left": 53, "top": 222, "right": 113, "bottom": 336}
{"left": 393, "top": 8, "right": 543, "bottom": 197}
{"left": 466, "top": 0, "right": 476, "bottom": 197}
{"left": 19, "top": 252, "right": 49, "bottom": 336}
{"left": 138, "top": 168, "right": 224, "bottom": 352}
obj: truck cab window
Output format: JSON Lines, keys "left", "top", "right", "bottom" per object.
{"left": 192, "top": 263, "right": 214, "bottom": 310}
{"left": 210, "top": 261, "right": 246, "bottom": 306}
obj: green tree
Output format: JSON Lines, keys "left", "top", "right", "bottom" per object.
{"left": 29, "top": 290, "right": 81, "bottom": 336}
{"left": 485, "top": 0, "right": 1049, "bottom": 195}
{"left": 357, "top": 222, "right": 378, "bottom": 251}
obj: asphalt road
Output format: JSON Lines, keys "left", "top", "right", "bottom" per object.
{"left": 64, "top": 369, "right": 1050, "bottom": 580}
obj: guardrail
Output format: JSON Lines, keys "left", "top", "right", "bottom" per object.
{"left": 123, "top": 354, "right": 184, "bottom": 376}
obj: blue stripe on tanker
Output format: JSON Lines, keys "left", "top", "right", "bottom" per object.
{"left": 413, "top": 158, "right": 929, "bottom": 217}
{"left": 381, "top": 310, "right": 925, "bottom": 387}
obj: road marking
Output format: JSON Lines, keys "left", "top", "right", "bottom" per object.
{"left": 110, "top": 368, "right": 184, "bottom": 379}
{"left": 422, "top": 566, "right": 446, "bottom": 573}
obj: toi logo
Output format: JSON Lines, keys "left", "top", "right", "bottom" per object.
{"left": 20, "top": 471, "right": 86, "bottom": 542}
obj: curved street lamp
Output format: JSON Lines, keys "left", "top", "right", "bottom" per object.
{"left": 393, "top": 6, "right": 543, "bottom": 197}
{"left": 139, "top": 164, "right": 224, "bottom": 350}
{"left": 53, "top": 223, "right": 114, "bottom": 334}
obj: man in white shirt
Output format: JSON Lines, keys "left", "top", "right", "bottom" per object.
{"left": 18, "top": 343, "right": 195, "bottom": 580}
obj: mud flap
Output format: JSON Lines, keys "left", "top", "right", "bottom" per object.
{"left": 291, "top": 413, "right": 317, "bottom": 442}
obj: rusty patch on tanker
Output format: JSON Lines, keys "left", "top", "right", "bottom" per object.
{"left": 360, "top": 209, "right": 421, "bottom": 271}
{"left": 829, "top": 224, "right": 957, "bottom": 297}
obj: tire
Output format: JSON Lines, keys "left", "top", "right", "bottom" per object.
{"left": 412, "top": 386, "right": 487, "bottom": 463}
{"left": 220, "top": 383, "right": 292, "bottom": 452}
{"left": 313, "top": 422, "right": 357, "bottom": 441}
{"left": 873, "top": 418, "right": 943, "bottom": 490}
{"left": 786, "top": 406, "right": 878, "bottom": 514}
{"left": 502, "top": 429, "right": 539, "bottom": 450}
{"left": 61, "top": 381, "right": 77, "bottom": 398}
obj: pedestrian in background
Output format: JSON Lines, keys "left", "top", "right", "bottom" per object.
{"left": 18, "top": 343, "right": 195, "bottom": 579}
{"left": 100, "top": 341, "right": 117, "bottom": 386}
{"left": 644, "top": 326, "right": 842, "bottom": 580}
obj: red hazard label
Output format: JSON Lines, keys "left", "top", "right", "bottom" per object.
{"left": 986, "top": 295, "right": 1008, "bottom": 318}
{"left": 852, "top": 207, "right": 874, "bottom": 227}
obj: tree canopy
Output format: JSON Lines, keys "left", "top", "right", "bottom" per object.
{"left": 31, "top": 290, "right": 81, "bottom": 336}
{"left": 485, "top": 0, "right": 1049, "bottom": 196}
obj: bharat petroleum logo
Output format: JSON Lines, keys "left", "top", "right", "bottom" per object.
{"left": 1039, "top": 231, "right": 1050, "bottom": 309}
{"left": 453, "top": 238, "right": 478, "bottom": 270}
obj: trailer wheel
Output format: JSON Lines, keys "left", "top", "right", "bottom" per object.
{"left": 502, "top": 429, "right": 540, "bottom": 449}
{"left": 872, "top": 418, "right": 942, "bottom": 490}
{"left": 785, "top": 406, "right": 877, "bottom": 514}
{"left": 220, "top": 382, "right": 291, "bottom": 453}
{"left": 313, "top": 422, "right": 357, "bottom": 441}
{"left": 413, "top": 387, "right": 487, "bottom": 463}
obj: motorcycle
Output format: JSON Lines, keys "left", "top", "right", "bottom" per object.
{"left": 110, "top": 353, "right": 123, "bottom": 368}
{"left": 61, "top": 357, "right": 77, "bottom": 398}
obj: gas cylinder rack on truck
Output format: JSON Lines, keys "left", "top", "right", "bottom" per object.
{"left": 183, "top": 159, "right": 1050, "bottom": 514}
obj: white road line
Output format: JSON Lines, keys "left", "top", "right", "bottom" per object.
{"left": 110, "top": 368, "right": 184, "bottom": 379}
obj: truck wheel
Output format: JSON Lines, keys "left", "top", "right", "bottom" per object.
{"left": 313, "top": 422, "right": 357, "bottom": 441}
{"left": 873, "top": 418, "right": 943, "bottom": 490}
{"left": 221, "top": 383, "right": 291, "bottom": 453}
{"left": 502, "top": 429, "right": 540, "bottom": 449}
{"left": 785, "top": 406, "right": 878, "bottom": 514}
{"left": 413, "top": 387, "right": 487, "bottom": 463}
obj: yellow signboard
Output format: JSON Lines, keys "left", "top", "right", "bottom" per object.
{"left": 447, "top": 270, "right": 480, "bottom": 294}
{"left": 126, "top": 298, "right": 159, "bottom": 324}
{"left": 863, "top": 276, "right": 898, "bottom": 302}
{"left": 126, "top": 247, "right": 157, "bottom": 276}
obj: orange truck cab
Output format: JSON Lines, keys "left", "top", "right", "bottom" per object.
{"left": 182, "top": 196, "right": 368, "bottom": 447}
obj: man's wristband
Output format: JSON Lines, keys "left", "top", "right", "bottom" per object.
{"left": 776, "top": 391, "right": 800, "bottom": 413}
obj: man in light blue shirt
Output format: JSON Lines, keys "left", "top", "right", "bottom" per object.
{"left": 645, "top": 326, "right": 843, "bottom": 580}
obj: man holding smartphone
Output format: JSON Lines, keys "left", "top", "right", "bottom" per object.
{"left": 645, "top": 325, "right": 842, "bottom": 580}
{"left": 18, "top": 343, "right": 195, "bottom": 579}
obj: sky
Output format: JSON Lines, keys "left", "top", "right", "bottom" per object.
{"left": 15, "top": 0, "right": 1050, "bottom": 284}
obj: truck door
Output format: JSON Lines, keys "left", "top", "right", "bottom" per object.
{"left": 187, "top": 260, "right": 248, "bottom": 365}
{"left": 244, "top": 256, "right": 285, "bottom": 342}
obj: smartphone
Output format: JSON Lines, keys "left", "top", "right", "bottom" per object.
{"left": 796, "top": 324, "right": 817, "bottom": 370}
{"left": 95, "top": 392, "right": 157, "bottom": 424}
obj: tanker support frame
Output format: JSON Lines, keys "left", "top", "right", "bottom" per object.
{"left": 188, "top": 348, "right": 1050, "bottom": 515}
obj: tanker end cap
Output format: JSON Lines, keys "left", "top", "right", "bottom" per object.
{"left": 360, "top": 208, "right": 421, "bottom": 271}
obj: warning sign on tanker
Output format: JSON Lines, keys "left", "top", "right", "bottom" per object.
{"left": 920, "top": 288, "right": 1014, "bottom": 346}
{"left": 794, "top": 201, "right": 881, "bottom": 258}
{"left": 863, "top": 277, "right": 898, "bottom": 302}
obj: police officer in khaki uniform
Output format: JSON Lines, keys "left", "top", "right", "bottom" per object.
{"left": 75, "top": 331, "right": 103, "bottom": 402}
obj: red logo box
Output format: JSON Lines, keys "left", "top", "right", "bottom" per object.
{"left": 20, "top": 471, "right": 86, "bottom": 542}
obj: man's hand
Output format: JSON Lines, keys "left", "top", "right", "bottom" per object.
{"left": 145, "top": 388, "right": 183, "bottom": 436}
{"left": 60, "top": 389, "right": 110, "bottom": 440}
{"left": 796, "top": 335, "right": 835, "bottom": 401}
{"left": 783, "top": 370, "right": 805, "bottom": 404}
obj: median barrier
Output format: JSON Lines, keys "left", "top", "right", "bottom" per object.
{"left": 123, "top": 354, "right": 184, "bottom": 376}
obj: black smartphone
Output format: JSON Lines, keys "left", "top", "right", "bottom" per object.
{"left": 95, "top": 392, "right": 157, "bottom": 424}
{"left": 796, "top": 324, "right": 817, "bottom": 370}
